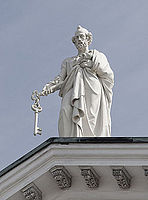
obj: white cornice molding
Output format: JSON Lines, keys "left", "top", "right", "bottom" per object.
{"left": 47, "top": 190, "right": 148, "bottom": 200}
{"left": 1, "top": 143, "right": 148, "bottom": 199}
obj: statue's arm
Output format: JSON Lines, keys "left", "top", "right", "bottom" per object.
{"left": 95, "top": 52, "right": 114, "bottom": 84}
{"left": 94, "top": 52, "right": 114, "bottom": 104}
{"left": 42, "top": 59, "right": 67, "bottom": 96}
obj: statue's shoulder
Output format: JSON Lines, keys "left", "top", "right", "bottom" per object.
{"left": 93, "top": 49, "right": 107, "bottom": 58}
{"left": 62, "top": 56, "right": 75, "bottom": 64}
{"left": 92, "top": 49, "right": 109, "bottom": 65}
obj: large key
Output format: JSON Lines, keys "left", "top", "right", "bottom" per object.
{"left": 31, "top": 90, "right": 43, "bottom": 136}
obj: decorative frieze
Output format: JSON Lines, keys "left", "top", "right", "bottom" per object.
{"left": 50, "top": 166, "right": 72, "bottom": 189}
{"left": 112, "top": 167, "right": 132, "bottom": 189}
{"left": 80, "top": 166, "right": 99, "bottom": 189}
{"left": 21, "top": 182, "right": 42, "bottom": 200}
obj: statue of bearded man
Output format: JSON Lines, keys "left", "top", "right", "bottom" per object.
{"left": 42, "top": 26, "right": 114, "bottom": 137}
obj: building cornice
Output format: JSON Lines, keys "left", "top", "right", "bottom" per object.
{"left": 1, "top": 137, "right": 148, "bottom": 178}
{"left": 1, "top": 137, "right": 148, "bottom": 199}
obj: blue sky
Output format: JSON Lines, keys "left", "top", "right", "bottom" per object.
{"left": 0, "top": 0, "right": 148, "bottom": 170}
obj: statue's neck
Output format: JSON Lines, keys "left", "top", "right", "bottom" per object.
{"left": 77, "top": 46, "right": 89, "bottom": 56}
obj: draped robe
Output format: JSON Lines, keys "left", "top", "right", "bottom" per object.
{"left": 56, "top": 49, "right": 114, "bottom": 137}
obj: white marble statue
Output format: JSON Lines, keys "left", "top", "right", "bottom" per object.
{"left": 42, "top": 26, "right": 114, "bottom": 137}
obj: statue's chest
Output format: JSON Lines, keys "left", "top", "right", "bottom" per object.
{"left": 67, "top": 58, "right": 93, "bottom": 73}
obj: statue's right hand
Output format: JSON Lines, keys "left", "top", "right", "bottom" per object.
{"left": 42, "top": 89, "right": 48, "bottom": 96}
{"left": 42, "top": 83, "right": 53, "bottom": 96}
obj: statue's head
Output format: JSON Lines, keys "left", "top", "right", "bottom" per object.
{"left": 72, "top": 25, "right": 92, "bottom": 51}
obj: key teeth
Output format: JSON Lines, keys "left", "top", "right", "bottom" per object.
{"left": 33, "top": 128, "right": 42, "bottom": 136}
{"left": 37, "top": 127, "right": 42, "bottom": 135}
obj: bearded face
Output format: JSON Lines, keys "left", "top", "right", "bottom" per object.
{"left": 74, "top": 33, "right": 88, "bottom": 51}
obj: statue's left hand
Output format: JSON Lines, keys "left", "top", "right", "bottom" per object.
{"left": 80, "top": 59, "right": 92, "bottom": 68}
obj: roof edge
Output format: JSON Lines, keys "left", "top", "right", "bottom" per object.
{"left": 1, "top": 137, "right": 148, "bottom": 178}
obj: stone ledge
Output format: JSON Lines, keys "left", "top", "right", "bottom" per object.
{"left": 1, "top": 137, "right": 148, "bottom": 178}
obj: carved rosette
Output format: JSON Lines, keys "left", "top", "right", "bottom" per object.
{"left": 21, "top": 183, "right": 42, "bottom": 200}
{"left": 80, "top": 167, "right": 99, "bottom": 189}
{"left": 112, "top": 167, "right": 132, "bottom": 189}
{"left": 50, "top": 166, "right": 72, "bottom": 189}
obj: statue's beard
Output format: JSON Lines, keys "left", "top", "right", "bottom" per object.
{"left": 75, "top": 41, "right": 87, "bottom": 51}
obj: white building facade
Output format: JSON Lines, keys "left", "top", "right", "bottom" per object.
{"left": 1, "top": 137, "right": 148, "bottom": 200}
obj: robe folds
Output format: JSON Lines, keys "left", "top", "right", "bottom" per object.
{"left": 57, "top": 49, "right": 114, "bottom": 137}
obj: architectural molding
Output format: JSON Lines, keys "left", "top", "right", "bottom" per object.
{"left": 80, "top": 166, "right": 99, "bottom": 188}
{"left": 112, "top": 166, "right": 132, "bottom": 189}
{"left": 50, "top": 166, "right": 72, "bottom": 189}
{"left": 21, "top": 182, "right": 42, "bottom": 200}
{"left": 1, "top": 142, "right": 148, "bottom": 199}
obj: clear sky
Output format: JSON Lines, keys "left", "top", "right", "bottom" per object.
{"left": 0, "top": 0, "right": 148, "bottom": 170}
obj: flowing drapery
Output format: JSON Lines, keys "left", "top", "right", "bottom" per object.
{"left": 58, "top": 50, "right": 114, "bottom": 137}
